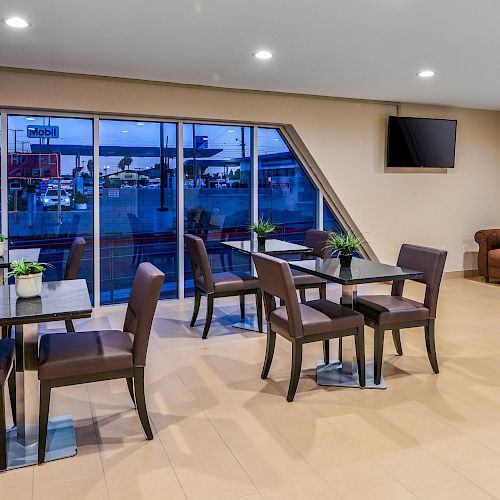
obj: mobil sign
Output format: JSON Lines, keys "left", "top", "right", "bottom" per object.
{"left": 8, "top": 153, "right": 61, "bottom": 179}
{"left": 27, "top": 125, "right": 59, "bottom": 139}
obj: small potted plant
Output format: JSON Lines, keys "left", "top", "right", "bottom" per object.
{"left": 74, "top": 191, "right": 89, "bottom": 210}
{"left": 249, "top": 217, "right": 276, "bottom": 250}
{"left": 0, "top": 234, "right": 7, "bottom": 258}
{"left": 7, "top": 260, "right": 52, "bottom": 299}
{"left": 327, "top": 231, "right": 363, "bottom": 268}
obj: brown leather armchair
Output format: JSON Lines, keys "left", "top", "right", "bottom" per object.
{"left": 474, "top": 229, "right": 500, "bottom": 282}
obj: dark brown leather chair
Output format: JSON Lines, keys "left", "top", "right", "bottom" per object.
{"left": 64, "top": 237, "right": 86, "bottom": 333}
{"left": 0, "top": 339, "right": 16, "bottom": 471}
{"left": 292, "top": 229, "right": 331, "bottom": 302}
{"left": 185, "top": 234, "right": 263, "bottom": 338}
{"left": 37, "top": 263, "right": 164, "bottom": 465}
{"left": 252, "top": 252, "right": 365, "bottom": 402}
{"left": 355, "top": 244, "right": 447, "bottom": 385}
{"left": 475, "top": 229, "right": 500, "bottom": 282}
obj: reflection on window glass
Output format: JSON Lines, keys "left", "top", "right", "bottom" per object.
{"left": 7, "top": 115, "right": 94, "bottom": 300}
{"left": 323, "top": 202, "right": 343, "bottom": 233}
{"left": 183, "top": 124, "right": 251, "bottom": 296}
{"left": 258, "top": 128, "right": 317, "bottom": 245}
{"left": 99, "top": 120, "right": 177, "bottom": 304}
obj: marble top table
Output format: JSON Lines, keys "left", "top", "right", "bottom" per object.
{"left": 289, "top": 257, "right": 422, "bottom": 389}
{"left": 0, "top": 279, "right": 92, "bottom": 469}
{"left": 0, "top": 248, "right": 41, "bottom": 269}
{"left": 222, "top": 238, "right": 312, "bottom": 256}
{"left": 222, "top": 239, "right": 312, "bottom": 332}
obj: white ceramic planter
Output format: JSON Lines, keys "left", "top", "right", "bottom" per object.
{"left": 0, "top": 241, "right": 4, "bottom": 257}
{"left": 15, "top": 273, "right": 42, "bottom": 298}
{"left": 76, "top": 203, "right": 87, "bottom": 210}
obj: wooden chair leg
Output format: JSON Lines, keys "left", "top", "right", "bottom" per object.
{"left": 299, "top": 288, "right": 306, "bottom": 303}
{"left": 319, "top": 283, "right": 327, "bottom": 300}
{"left": 8, "top": 363, "right": 16, "bottom": 426}
{"left": 38, "top": 382, "right": 51, "bottom": 465}
{"left": 392, "top": 329, "right": 403, "bottom": 355}
{"left": 239, "top": 294, "right": 245, "bottom": 320}
{"left": 323, "top": 339, "right": 330, "bottom": 365}
{"left": 355, "top": 328, "right": 366, "bottom": 387}
{"left": 256, "top": 290, "right": 263, "bottom": 333}
{"left": 374, "top": 326, "right": 385, "bottom": 385}
{"left": 133, "top": 368, "right": 153, "bottom": 440}
{"left": 126, "top": 377, "right": 136, "bottom": 406}
{"left": 65, "top": 320, "right": 75, "bottom": 333}
{"left": 287, "top": 341, "right": 303, "bottom": 402}
{"left": 0, "top": 385, "right": 6, "bottom": 471}
{"left": 202, "top": 295, "right": 214, "bottom": 339}
{"left": 261, "top": 327, "right": 276, "bottom": 379}
{"left": 425, "top": 320, "right": 439, "bottom": 373}
{"left": 190, "top": 290, "right": 201, "bottom": 327}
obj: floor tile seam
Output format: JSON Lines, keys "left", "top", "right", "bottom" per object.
{"left": 85, "top": 383, "right": 113, "bottom": 500}
{"left": 201, "top": 406, "right": 274, "bottom": 499}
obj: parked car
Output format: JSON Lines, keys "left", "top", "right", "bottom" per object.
{"left": 41, "top": 188, "right": 71, "bottom": 210}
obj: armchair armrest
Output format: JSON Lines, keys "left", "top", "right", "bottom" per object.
{"left": 474, "top": 229, "right": 500, "bottom": 276}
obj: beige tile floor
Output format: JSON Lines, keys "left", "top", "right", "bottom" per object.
{"left": 3, "top": 276, "right": 500, "bottom": 499}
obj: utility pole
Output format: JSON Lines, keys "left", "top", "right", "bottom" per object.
{"left": 10, "top": 129, "right": 23, "bottom": 152}
{"left": 240, "top": 127, "right": 245, "bottom": 157}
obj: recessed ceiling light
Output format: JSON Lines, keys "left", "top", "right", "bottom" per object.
{"left": 417, "top": 70, "right": 435, "bottom": 78}
{"left": 26, "top": 117, "right": 35, "bottom": 121}
{"left": 2, "top": 17, "right": 30, "bottom": 28}
{"left": 254, "top": 50, "right": 273, "bottom": 60}
{"left": 121, "top": 130, "right": 129, "bottom": 133}
{"left": 227, "top": 129, "right": 235, "bottom": 133}
{"left": 137, "top": 123, "right": 145, "bottom": 126}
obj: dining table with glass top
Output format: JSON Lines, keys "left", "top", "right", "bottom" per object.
{"left": 221, "top": 238, "right": 313, "bottom": 331}
{"left": 0, "top": 279, "right": 92, "bottom": 469}
{"left": 288, "top": 256, "right": 423, "bottom": 389}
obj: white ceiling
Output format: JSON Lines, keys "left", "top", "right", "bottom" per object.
{"left": 1, "top": 0, "right": 500, "bottom": 110}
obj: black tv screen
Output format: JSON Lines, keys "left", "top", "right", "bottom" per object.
{"left": 386, "top": 116, "right": 457, "bottom": 168}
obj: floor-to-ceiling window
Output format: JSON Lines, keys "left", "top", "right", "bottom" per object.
{"left": 258, "top": 128, "right": 318, "bottom": 245}
{"left": 7, "top": 115, "right": 95, "bottom": 299}
{"left": 1, "top": 112, "right": 356, "bottom": 305}
{"left": 99, "top": 120, "right": 177, "bottom": 304}
{"left": 183, "top": 124, "right": 252, "bottom": 296}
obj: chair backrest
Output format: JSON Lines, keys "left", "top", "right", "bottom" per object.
{"left": 184, "top": 234, "right": 214, "bottom": 293}
{"left": 303, "top": 229, "right": 332, "bottom": 259}
{"left": 252, "top": 253, "right": 304, "bottom": 338}
{"left": 123, "top": 262, "right": 165, "bottom": 366}
{"left": 391, "top": 244, "right": 447, "bottom": 318}
{"left": 64, "top": 237, "right": 86, "bottom": 280}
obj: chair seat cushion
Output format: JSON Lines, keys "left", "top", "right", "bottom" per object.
{"left": 270, "top": 299, "right": 364, "bottom": 337}
{"left": 355, "top": 295, "right": 429, "bottom": 325}
{"left": 291, "top": 269, "right": 326, "bottom": 286}
{"left": 38, "top": 330, "right": 134, "bottom": 381}
{"left": 197, "top": 272, "right": 259, "bottom": 293}
{"left": 0, "top": 338, "right": 15, "bottom": 386}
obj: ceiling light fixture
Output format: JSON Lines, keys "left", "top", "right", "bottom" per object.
{"left": 417, "top": 70, "right": 435, "bottom": 78}
{"left": 254, "top": 50, "right": 273, "bottom": 60}
{"left": 137, "top": 123, "right": 145, "bottom": 126}
{"left": 121, "top": 130, "right": 129, "bottom": 133}
{"left": 227, "top": 129, "right": 235, "bottom": 133}
{"left": 2, "top": 16, "right": 30, "bottom": 28}
{"left": 26, "top": 117, "right": 35, "bottom": 121}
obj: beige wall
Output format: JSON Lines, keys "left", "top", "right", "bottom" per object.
{"left": 1, "top": 69, "right": 499, "bottom": 271}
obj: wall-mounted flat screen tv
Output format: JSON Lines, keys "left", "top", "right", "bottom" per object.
{"left": 386, "top": 116, "right": 457, "bottom": 168}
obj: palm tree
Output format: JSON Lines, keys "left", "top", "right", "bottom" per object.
{"left": 118, "top": 156, "right": 133, "bottom": 171}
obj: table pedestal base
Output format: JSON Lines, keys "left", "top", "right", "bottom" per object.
{"left": 316, "top": 360, "right": 387, "bottom": 389}
{"left": 231, "top": 316, "right": 267, "bottom": 333}
{"left": 6, "top": 415, "right": 77, "bottom": 470}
